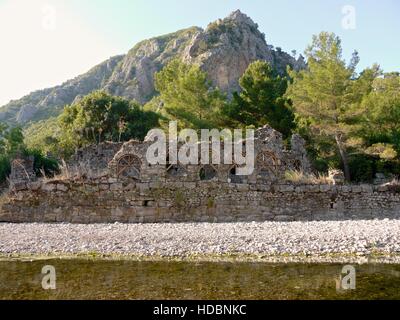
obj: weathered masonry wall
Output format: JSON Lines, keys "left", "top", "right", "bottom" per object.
{"left": 1, "top": 180, "right": 399, "bottom": 223}
{"left": 1, "top": 125, "right": 399, "bottom": 224}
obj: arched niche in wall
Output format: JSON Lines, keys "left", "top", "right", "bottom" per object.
{"left": 256, "top": 151, "right": 280, "bottom": 180}
{"left": 116, "top": 154, "right": 141, "bottom": 180}
{"left": 165, "top": 156, "right": 187, "bottom": 177}
{"left": 199, "top": 165, "right": 218, "bottom": 181}
{"left": 293, "top": 159, "right": 302, "bottom": 171}
{"left": 228, "top": 165, "right": 246, "bottom": 184}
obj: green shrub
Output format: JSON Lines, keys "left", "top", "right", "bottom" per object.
{"left": 0, "top": 156, "right": 10, "bottom": 183}
{"left": 376, "top": 159, "right": 400, "bottom": 177}
{"left": 26, "top": 149, "right": 59, "bottom": 177}
{"left": 348, "top": 155, "right": 376, "bottom": 183}
{"left": 312, "top": 158, "right": 329, "bottom": 173}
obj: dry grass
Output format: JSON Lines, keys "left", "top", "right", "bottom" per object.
{"left": 284, "top": 170, "right": 331, "bottom": 185}
{"left": 0, "top": 190, "right": 9, "bottom": 212}
{"left": 388, "top": 178, "right": 400, "bottom": 185}
{"left": 51, "top": 160, "right": 106, "bottom": 182}
{"left": 386, "top": 178, "right": 400, "bottom": 193}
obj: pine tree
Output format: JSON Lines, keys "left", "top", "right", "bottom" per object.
{"left": 227, "top": 60, "right": 295, "bottom": 138}
{"left": 154, "top": 59, "right": 226, "bottom": 129}
{"left": 287, "top": 32, "right": 360, "bottom": 181}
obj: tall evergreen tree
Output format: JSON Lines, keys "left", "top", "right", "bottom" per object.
{"left": 154, "top": 59, "right": 226, "bottom": 129}
{"left": 287, "top": 32, "right": 360, "bottom": 181}
{"left": 226, "top": 60, "right": 295, "bottom": 138}
{"left": 360, "top": 73, "right": 400, "bottom": 155}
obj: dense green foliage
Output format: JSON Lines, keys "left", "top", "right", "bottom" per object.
{"left": 23, "top": 117, "right": 63, "bottom": 156}
{"left": 286, "top": 33, "right": 399, "bottom": 181}
{"left": 1, "top": 92, "right": 159, "bottom": 183}
{"left": 353, "top": 73, "right": 400, "bottom": 181}
{"left": 226, "top": 60, "right": 295, "bottom": 138}
{"left": 59, "top": 91, "right": 160, "bottom": 148}
{"left": 0, "top": 155, "right": 10, "bottom": 184}
{"left": 360, "top": 74, "right": 400, "bottom": 154}
{"left": 2, "top": 32, "right": 399, "bottom": 184}
{"left": 0, "top": 125, "right": 24, "bottom": 156}
{"left": 0, "top": 125, "right": 23, "bottom": 182}
{"left": 24, "top": 91, "right": 161, "bottom": 158}
{"left": 0, "top": 124, "right": 57, "bottom": 184}
{"left": 286, "top": 32, "right": 361, "bottom": 180}
{"left": 154, "top": 59, "right": 227, "bottom": 129}
{"left": 27, "top": 148, "right": 59, "bottom": 177}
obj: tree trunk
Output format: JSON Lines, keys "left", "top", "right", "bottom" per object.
{"left": 335, "top": 134, "right": 351, "bottom": 182}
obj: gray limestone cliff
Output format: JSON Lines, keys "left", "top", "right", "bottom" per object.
{"left": 0, "top": 10, "right": 305, "bottom": 125}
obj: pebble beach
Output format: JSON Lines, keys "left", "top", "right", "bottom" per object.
{"left": 1, "top": 220, "right": 400, "bottom": 263}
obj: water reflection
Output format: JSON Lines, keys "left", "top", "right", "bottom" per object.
{"left": 0, "top": 260, "right": 399, "bottom": 300}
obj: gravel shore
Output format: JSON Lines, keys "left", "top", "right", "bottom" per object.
{"left": 1, "top": 220, "right": 400, "bottom": 263}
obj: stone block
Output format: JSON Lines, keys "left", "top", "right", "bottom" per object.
{"left": 28, "top": 182, "right": 42, "bottom": 191}
{"left": 309, "top": 185, "right": 321, "bottom": 193}
{"left": 41, "top": 183, "right": 56, "bottom": 192}
{"left": 351, "top": 185, "right": 362, "bottom": 193}
{"left": 57, "top": 184, "right": 69, "bottom": 192}
{"left": 111, "top": 207, "right": 125, "bottom": 217}
{"left": 341, "top": 185, "right": 351, "bottom": 193}
{"left": 278, "top": 185, "right": 295, "bottom": 192}
{"left": 319, "top": 185, "right": 332, "bottom": 193}
{"left": 110, "top": 183, "right": 123, "bottom": 191}
{"left": 99, "top": 184, "right": 110, "bottom": 191}
{"left": 377, "top": 185, "right": 389, "bottom": 192}
{"left": 183, "top": 182, "right": 197, "bottom": 189}
{"left": 13, "top": 182, "right": 27, "bottom": 192}
{"left": 361, "top": 184, "right": 373, "bottom": 193}
{"left": 136, "top": 207, "right": 157, "bottom": 217}
{"left": 136, "top": 183, "right": 150, "bottom": 192}
{"left": 236, "top": 184, "right": 250, "bottom": 192}
{"left": 274, "top": 215, "right": 294, "bottom": 222}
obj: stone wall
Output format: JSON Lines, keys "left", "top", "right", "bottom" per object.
{"left": 9, "top": 154, "right": 36, "bottom": 185}
{"left": 69, "top": 142, "right": 124, "bottom": 175}
{"left": 2, "top": 124, "right": 399, "bottom": 224}
{"left": 1, "top": 179, "right": 399, "bottom": 223}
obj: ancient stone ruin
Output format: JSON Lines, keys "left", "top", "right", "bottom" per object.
{"left": 52, "top": 125, "right": 311, "bottom": 185}
{"left": 1, "top": 125, "right": 400, "bottom": 224}
{"left": 8, "top": 153, "right": 36, "bottom": 190}
{"left": 69, "top": 142, "right": 124, "bottom": 177}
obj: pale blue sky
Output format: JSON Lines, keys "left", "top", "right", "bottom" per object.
{"left": 0, "top": 0, "right": 399, "bottom": 106}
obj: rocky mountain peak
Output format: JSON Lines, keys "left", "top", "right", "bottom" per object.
{"left": 226, "top": 9, "right": 257, "bottom": 27}
{"left": 183, "top": 10, "right": 301, "bottom": 94}
{"left": 0, "top": 11, "right": 305, "bottom": 125}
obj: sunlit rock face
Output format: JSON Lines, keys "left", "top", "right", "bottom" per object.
{"left": 182, "top": 10, "right": 305, "bottom": 95}
{"left": 3, "top": 125, "right": 400, "bottom": 225}
{"left": 0, "top": 10, "right": 305, "bottom": 125}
